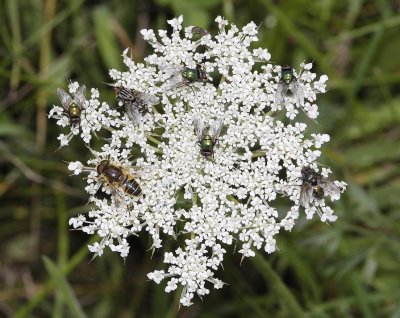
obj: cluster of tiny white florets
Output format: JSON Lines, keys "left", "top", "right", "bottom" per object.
{"left": 51, "top": 16, "right": 346, "bottom": 306}
{"left": 49, "top": 85, "right": 120, "bottom": 146}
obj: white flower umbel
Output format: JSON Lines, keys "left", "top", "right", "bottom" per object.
{"left": 51, "top": 16, "right": 346, "bottom": 306}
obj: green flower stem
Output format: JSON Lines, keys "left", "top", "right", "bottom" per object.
{"left": 146, "top": 134, "right": 161, "bottom": 145}
{"left": 252, "top": 150, "right": 266, "bottom": 158}
{"left": 251, "top": 251, "right": 305, "bottom": 318}
{"left": 190, "top": 192, "right": 198, "bottom": 239}
{"left": 192, "top": 191, "right": 198, "bottom": 206}
{"left": 227, "top": 195, "right": 240, "bottom": 204}
{"left": 165, "top": 286, "right": 183, "bottom": 318}
{"left": 15, "top": 236, "right": 97, "bottom": 318}
{"left": 217, "top": 75, "right": 226, "bottom": 96}
{"left": 148, "top": 144, "right": 163, "bottom": 155}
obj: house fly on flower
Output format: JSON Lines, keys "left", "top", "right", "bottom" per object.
{"left": 193, "top": 117, "right": 223, "bottom": 159}
{"left": 299, "top": 166, "right": 340, "bottom": 208}
{"left": 106, "top": 84, "right": 159, "bottom": 124}
{"left": 56, "top": 85, "right": 87, "bottom": 127}
{"left": 275, "top": 65, "right": 305, "bottom": 107}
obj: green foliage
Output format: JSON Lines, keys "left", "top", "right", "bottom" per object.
{"left": 43, "top": 256, "right": 87, "bottom": 318}
{"left": 1, "top": 0, "right": 399, "bottom": 317}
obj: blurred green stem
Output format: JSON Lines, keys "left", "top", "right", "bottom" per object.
{"left": 36, "top": 0, "right": 56, "bottom": 153}
{"left": 15, "top": 236, "right": 96, "bottom": 318}
{"left": 328, "top": 14, "right": 400, "bottom": 42}
{"left": 252, "top": 252, "right": 305, "bottom": 318}
{"left": 165, "top": 286, "right": 183, "bottom": 318}
{"left": 54, "top": 190, "right": 69, "bottom": 316}
{"left": 259, "top": 0, "right": 330, "bottom": 74}
{"left": 223, "top": 0, "right": 234, "bottom": 23}
{"left": 8, "top": 0, "right": 22, "bottom": 92}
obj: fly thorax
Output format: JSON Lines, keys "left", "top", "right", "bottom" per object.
{"left": 281, "top": 67, "right": 294, "bottom": 85}
{"left": 282, "top": 73, "right": 293, "bottom": 85}
{"left": 117, "top": 88, "right": 135, "bottom": 104}
{"left": 69, "top": 103, "right": 81, "bottom": 117}
{"left": 202, "top": 135, "right": 213, "bottom": 149}
{"left": 183, "top": 68, "right": 197, "bottom": 81}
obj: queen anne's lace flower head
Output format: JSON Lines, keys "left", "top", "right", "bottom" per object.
{"left": 51, "top": 16, "right": 346, "bottom": 306}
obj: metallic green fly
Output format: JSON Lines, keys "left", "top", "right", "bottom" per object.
{"left": 275, "top": 65, "right": 305, "bottom": 106}
{"left": 193, "top": 117, "right": 224, "bottom": 159}
{"left": 161, "top": 64, "right": 208, "bottom": 91}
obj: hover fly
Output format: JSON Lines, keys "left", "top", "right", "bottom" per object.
{"left": 161, "top": 64, "right": 208, "bottom": 91}
{"left": 275, "top": 65, "right": 305, "bottom": 106}
{"left": 56, "top": 85, "right": 87, "bottom": 126}
{"left": 107, "top": 84, "right": 159, "bottom": 124}
{"left": 96, "top": 159, "right": 142, "bottom": 206}
{"left": 299, "top": 166, "right": 340, "bottom": 208}
{"left": 193, "top": 117, "right": 223, "bottom": 159}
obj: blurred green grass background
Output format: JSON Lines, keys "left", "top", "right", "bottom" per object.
{"left": 1, "top": 0, "right": 400, "bottom": 317}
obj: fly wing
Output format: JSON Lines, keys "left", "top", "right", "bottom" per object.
{"left": 193, "top": 117, "right": 204, "bottom": 139}
{"left": 158, "top": 64, "right": 182, "bottom": 75}
{"left": 274, "top": 82, "right": 286, "bottom": 106}
{"left": 159, "top": 65, "right": 185, "bottom": 90}
{"left": 299, "top": 184, "right": 313, "bottom": 208}
{"left": 136, "top": 91, "right": 159, "bottom": 106}
{"left": 131, "top": 92, "right": 150, "bottom": 115}
{"left": 74, "top": 85, "right": 87, "bottom": 107}
{"left": 291, "top": 80, "right": 305, "bottom": 106}
{"left": 125, "top": 103, "right": 141, "bottom": 125}
{"left": 319, "top": 177, "right": 341, "bottom": 197}
{"left": 57, "top": 88, "right": 73, "bottom": 111}
{"left": 111, "top": 187, "right": 127, "bottom": 208}
{"left": 210, "top": 118, "right": 224, "bottom": 142}
{"left": 164, "top": 73, "right": 184, "bottom": 90}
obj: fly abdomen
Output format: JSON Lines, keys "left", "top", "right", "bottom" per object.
{"left": 281, "top": 65, "right": 295, "bottom": 85}
{"left": 68, "top": 103, "right": 82, "bottom": 126}
{"left": 123, "top": 177, "right": 142, "bottom": 196}
{"left": 201, "top": 150, "right": 213, "bottom": 158}
{"left": 312, "top": 186, "right": 324, "bottom": 199}
{"left": 69, "top": 116, "right": 81, "bottom": 126}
